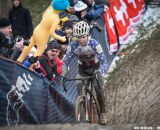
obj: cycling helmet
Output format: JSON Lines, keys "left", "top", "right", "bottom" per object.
{"left": 73, "top": 21, "right": 90, "bottom": 36}
{"left": 52, "top": 0, "right": 70, "bottom": 11}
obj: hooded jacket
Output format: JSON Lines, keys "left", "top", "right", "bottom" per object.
{"left": 9, "top": 0, "right": 33, "bottom": 39}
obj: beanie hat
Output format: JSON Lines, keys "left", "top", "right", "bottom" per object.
{"left": 47, "top": 40, "right": 61, "bottom": 51}
{"left": 62, "top": 20, "right": 73, "bottom": 30}
{"left": 68, "top": 15, "right": 79, "bottom": 22}
{"left": 0, "top": 18, "right": 11, "bottom": 28}
{"left": 52, "top": 0, "right": 70, "bottom": 11}
{"left": 74, "top": 1, "right": 87, "bottom": 12}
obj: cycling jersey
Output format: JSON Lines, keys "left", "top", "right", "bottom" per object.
{"left": 63, "top": 38, "right": 108, "bottom": 76}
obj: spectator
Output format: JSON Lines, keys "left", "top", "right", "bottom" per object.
{"left": 57, "top": 20, "right": 77, "bottom": 59}
{"left": 74, "top": 1, "right": 88, "bottom": 20}
{"left": 74, "top": 1, "right": 104, "bottom": 32}
{"left": 62, "top": 21, "right": 108, "bottom": 124}
{"left": 0, "top": 18, "right": 24, "bottom": 59}
{"left": 55, "top": 30, "right": 69, "bottom": 59}
{"left": 33, "top": 40, "right": 63, "bottom": 81}
{"left": 9, "top": 0, "right": 33, "bottom": 40}
{"left": 62, "top": 20, "right": 77, "bottom": 43}
{"left": 68, "top": 14, "right": 79, "bottom": 24}
{"left": 79, "top": 0, "right": 109, "bottom": 21}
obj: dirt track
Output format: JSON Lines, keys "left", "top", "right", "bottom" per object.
{"left": 105, "top": 26, "right": 160, "bottom": 126}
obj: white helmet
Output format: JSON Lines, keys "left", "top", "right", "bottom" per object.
{"left": 73, "top": 21, "right": 90, "bottom": 36}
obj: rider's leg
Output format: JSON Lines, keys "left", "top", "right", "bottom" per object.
{"left": 93, "top": 73, "right": 107, "bottom": 124}
{"left": 93, "top": 74, "right": 106, "bottom": 113}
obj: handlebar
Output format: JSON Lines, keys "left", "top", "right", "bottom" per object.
{"left": 64, "top": 75, "right": 95, "bottom": 81}
{"left": 62, "top": 72, "right": 101, "bottom": 92}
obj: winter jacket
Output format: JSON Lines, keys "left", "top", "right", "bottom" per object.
{"left": 34, "top": 53, "right": 63, "bottom": 81}
{"left": 85, "top": 4, "right": 105, "bottom": 21}
{"left": 9, "top": 4, "right": 33, "bottom": 39}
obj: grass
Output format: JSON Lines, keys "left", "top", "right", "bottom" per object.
{"left": 22, "top": 0, "right": 50, "bottom": 27}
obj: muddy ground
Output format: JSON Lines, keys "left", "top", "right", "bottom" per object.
{"left": 105, "top": 25, "right": 160, "bottom": 127}
{"left": 0, "top": 24, "right": 160, "bottom": 130}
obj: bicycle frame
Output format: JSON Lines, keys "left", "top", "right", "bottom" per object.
{"left": 63, "top": 73, "right": 101, "bottom": 123}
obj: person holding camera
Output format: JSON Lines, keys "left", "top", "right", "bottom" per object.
{"left": 0, "top": 18, "right": 27, "bottom": 60}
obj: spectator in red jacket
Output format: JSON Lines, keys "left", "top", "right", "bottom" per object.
{"left": 33, "top": 40, "right": 63, "bottom": 81}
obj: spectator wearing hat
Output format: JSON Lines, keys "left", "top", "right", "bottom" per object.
{"left": 74, "top": 0, "right": 108, "bottom": 22}
{"left": 9, "top": 0, "right": 33, "bottom": 40}
{"left": 33, "top": 40, "right": 63, "bottom": 81}
{"left": 74, "top": 1, "right": 88, "bottom": 20}
{"left": 0, "top": 17, "right": 24, "bottom": 59}
{"left": 62, "top": 20, "right": 77, "bottom": 43}
{"left": 56, "top": 21, "right": 77, "bottom": 59}
{"left": 68, "top": 14, "right": 79, "bottom": 24}
{"left": 55, "top": 29, "right": 69, "bottom": 59}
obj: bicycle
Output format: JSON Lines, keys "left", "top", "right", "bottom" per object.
{"left": 62, "top": 73, "right": 101, "bottom": 124}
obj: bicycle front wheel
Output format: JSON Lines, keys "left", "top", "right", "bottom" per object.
{"left": 87, "top": 90, "right": 100, "bottom": 124}
{"left": 75, "top": 96, "right": 87, "bottom": 123}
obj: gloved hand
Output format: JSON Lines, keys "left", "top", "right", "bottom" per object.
{"left": 61, "top": 65, "right": 68, "bottom": 77}
{"left": 23, "top": 59, "right": 31, "bottom": 68}
{"left": 22, "top": 56, "right": 39, "bottom": 68}
{"left": 28, "top": 56, "right": 39, "bottom": 63}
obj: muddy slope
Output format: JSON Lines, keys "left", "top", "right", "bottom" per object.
{"left": 105, "top": 26, "right": 160, "bottom": 126}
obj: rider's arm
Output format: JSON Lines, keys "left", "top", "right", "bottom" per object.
{"left": 94, "top": 40, "right": 108, "bottom": 76}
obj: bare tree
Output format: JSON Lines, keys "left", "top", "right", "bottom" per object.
{"left": 0, "top": 0, "right": 12, "bottom": 18}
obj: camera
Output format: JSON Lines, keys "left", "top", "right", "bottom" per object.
{"left": 90, "top": 21, "right": 103, "bottom": 32}
{"left": 15, "top": 36, "right": 30, "bottom": 46}
{"left": 0, "top": 33, "right": 30, "bottom": 48}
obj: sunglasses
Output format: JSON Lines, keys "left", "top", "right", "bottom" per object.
{"left": 50, "top": 49, "right": 60, "bottom": 53}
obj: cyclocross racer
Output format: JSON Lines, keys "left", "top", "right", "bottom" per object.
{"left": 62, "top": 21, "right": 108, "bottom": 124}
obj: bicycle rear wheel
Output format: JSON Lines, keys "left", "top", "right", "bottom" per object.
{"left": 75, "top": 96, "right": 87, "bottom": 123}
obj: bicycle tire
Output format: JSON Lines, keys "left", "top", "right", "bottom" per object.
{"left": 86, "top": 89, "right": 100, "bottom": 123}
{"left": 75, "top": 96, "right": 87, "bottom": 123}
